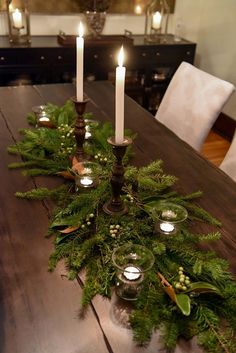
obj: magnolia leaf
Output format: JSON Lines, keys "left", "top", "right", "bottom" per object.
{"left": 71, "top": 161, "right": 84, "bottom": 174}
{"left": 55, "top": 233, "right": 74, "bottom": 245}
{"left": 57, "top": 171, "right": 75, "bottom": 180}
{"left": 157, "top": 272, "right": 177, "bottom": 303}
{"left": 51, "top": 219, "right": 72, "bottom": 228}
{"left": 175, "top": 293, "right": 191, "bottom": 316}
{"left": 59, "top": 225, "right": 80, "bottom": 234}
{"left": 163, "top": 284, "right": 177, "bottom": 303}
{"left": 157, "top": 273, "right": 191, "bottom": 316}
{"left": 184, "top": 282, "right": 221, "bottom": 295}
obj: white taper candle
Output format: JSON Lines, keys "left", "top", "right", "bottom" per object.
{"left": 76, "top": 22, "right": 84, "bottom": 102}
{"left": 115, "top": 46, "right": 126, "bottom": 144}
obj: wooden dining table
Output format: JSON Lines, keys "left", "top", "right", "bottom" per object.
{"left": 0, "top": 82, "right": 236, "bottom": 353}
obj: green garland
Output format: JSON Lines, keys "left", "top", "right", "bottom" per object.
{"left": 8, "top": 101, "right": 236, "bottom": 353}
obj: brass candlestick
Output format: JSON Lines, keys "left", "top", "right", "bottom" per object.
{"left": 103, "top": 136, "right": 132, "bottom": 215}
{"left": 71, "top": 97, "right": 89, "bottom": 163}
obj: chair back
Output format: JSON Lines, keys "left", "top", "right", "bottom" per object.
{"left": 155, "top": 61, "right": 235, "bottom": 151}
{"left": 220, "top": 132, "right": 236, "bottom": 182}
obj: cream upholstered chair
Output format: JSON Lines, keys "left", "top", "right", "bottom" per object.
{"left": 220, "top": 132, "right": 236, "bottom": 182}
{"left": 155, "top": 61, "right": 235, "bottom": 151}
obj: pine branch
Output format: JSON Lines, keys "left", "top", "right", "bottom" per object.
{"left": 15, "top": 185, "right": 69, "bottom": 201}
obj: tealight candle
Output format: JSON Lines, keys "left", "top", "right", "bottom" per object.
{"left": 85, "top": 123, "right": 92, "bottom": 140}
{"left": 38, "top": 109, "right": 49, "bottom": 121}
{"left": 84, "top": 119, "right": 99, "bottom": 140}
{"left": 85, "top": 131, "right": 92, "bottom": 140}
{"left": 74, "top": 161, "right": 100, "bottom": 190}
{"left": 39, "top": 116, "right": 50, "bottom": 122}
{"left": 80, "top": 176, "right": 93, "bottom": 187}
{"left": 123, "top": 266, "right": 141, "bottom": 281}
{"left": 160, "top": 222, "right": 175, "bottom": 233}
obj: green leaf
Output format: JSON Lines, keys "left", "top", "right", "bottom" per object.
{"left": 55, "top": 233, "right": 74, "bottom": 245}
{"left": 144, "top": 200, "right": 162, "bottom": 208}
{"left": 175, "top": 293, "right": 191, "bottom": 316}
{"left": 51, "top": 218, "right": 73, "bottom": 228}
{"left": 142, "top": 192, "right": 177, "bottom": 203}
{"left": 185, "top": 282, "right": 221, "bottom": 295}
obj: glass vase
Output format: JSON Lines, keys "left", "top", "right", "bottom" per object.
{"left": 85, "top": 11, "right": 106, "bottom": 37}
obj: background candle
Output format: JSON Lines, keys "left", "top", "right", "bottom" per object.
{"left": 12, "top": 8, "right": 23, "bottom": 29}
{"left": 76, "top": 22, "right": 84, "bottom": 102}
{"left": 115, "top": 46, "right": 126, "bottom": 144}
{"left": 152, "top": 11, "right": 162, "bottom": 30}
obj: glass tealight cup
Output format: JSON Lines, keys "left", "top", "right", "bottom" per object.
{"left": 84, "top": 119, "right": 99, "bottom": 140}
{"left": 153, "top": 202, "right": 188, "bottom": 235}
{"left": 73, "top": 161, "right": 100, "bottom": 190}
{"left": 32, "top": 105, "right": 51, "bottom": 127}
{"left": 112, "top": 244, "right": 154, "bottom": 301}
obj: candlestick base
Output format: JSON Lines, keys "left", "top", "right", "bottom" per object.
{"left": 71, "top": 97, "right": 89, "bottom": 163}
{"left": 103, "top": 136, "right": 132, "bottom": 216}
{"left": 103, "top": 200, "right": 128, "bottom": 216}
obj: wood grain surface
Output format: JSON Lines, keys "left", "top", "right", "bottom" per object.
{"left": 0, "top": 85, "right": 110, "bottom": 353}
{"left": 0, "top": 82, "right": 235, "bottom": 353}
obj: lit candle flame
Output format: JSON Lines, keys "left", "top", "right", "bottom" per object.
{"left": 134, "top": 5, "right": 142, "bottom": 15}
{"left": 78, "top": 22, "right": 84, "bottom": 37}
{"left": 118, "top": 46, "right": 124, "bottom": 67}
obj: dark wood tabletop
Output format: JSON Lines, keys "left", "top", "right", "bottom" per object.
{"left": 0, "top": 82, "right": 235, "bottom": 353}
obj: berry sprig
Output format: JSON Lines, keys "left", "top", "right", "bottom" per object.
{"left": 174, "top": 267, "right": 191, "bottom": 291}
{"left": 126, "top": 193, "right": 134, "bottom": 203}
{"left": 81, "top": 213, "right": 95, "bottom": 229}
{"left": 94, "top": 152, "right": 108, "bottom": 164}
{"left": 109, "top": 224, "right": 121, "bottom": 238}
{"left": 58, "top": 123, "right": 75, "bottom": 156}
{"left": 58, "top": 123, "right": 74, "bottom": 137}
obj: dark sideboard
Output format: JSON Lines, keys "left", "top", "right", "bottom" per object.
{"left": 0, "top": 34, "right": 196, "bottom": 113}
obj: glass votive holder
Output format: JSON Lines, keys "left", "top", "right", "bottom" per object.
{"left": 84, "top": 119, "right": 99, "bottom": 140}
{"left": 154, "top": 202, "right": 188, "bottom": 235}
{"left": 32, "top": 105, "right": 52, "bottom": 128}
{"left": 73, "top": 161, "right": 100, "bottom": 190}
{"left": 112, "top": 244, "right": 154, "bottom": 301}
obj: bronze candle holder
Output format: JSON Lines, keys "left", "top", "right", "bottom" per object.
{"left": 71, "top": 97, "right": 89, "bottom": 163}
{"left": 103, "top": 136, "right": 132, "bottom": 216}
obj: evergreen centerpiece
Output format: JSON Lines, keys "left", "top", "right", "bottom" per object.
{"left": 7, "top": 100, "right": 236, "bottom": 353}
